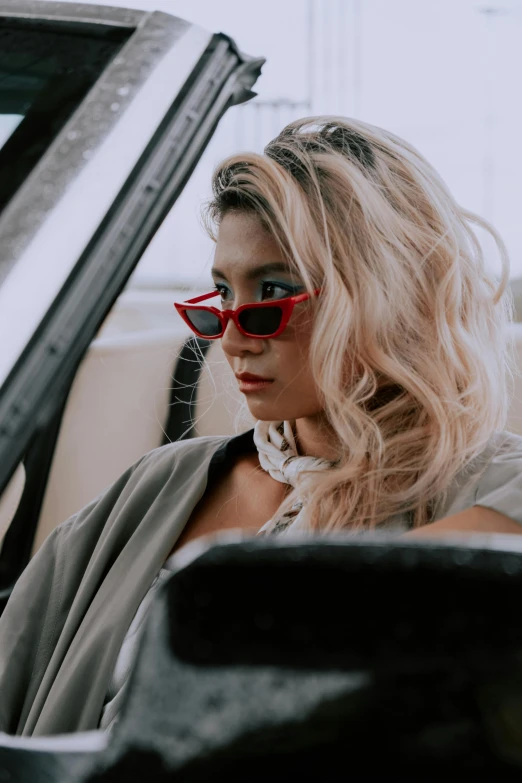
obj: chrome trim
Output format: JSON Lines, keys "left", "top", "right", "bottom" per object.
{"left": 0, "top": 0, "right": 144, "bottom": 28}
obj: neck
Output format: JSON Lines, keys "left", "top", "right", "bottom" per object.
{"left": 293, "top": 414, "right": 341, "bottom": 461}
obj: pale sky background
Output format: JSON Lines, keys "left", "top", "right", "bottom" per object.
{"left": 12, "top": 0, "right": 522, "bottom": 286}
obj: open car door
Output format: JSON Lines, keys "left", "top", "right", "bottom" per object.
{"left": 0, "top": 0, "right": 263, "bottom": 611}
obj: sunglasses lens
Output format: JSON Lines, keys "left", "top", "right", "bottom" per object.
{"left": 239, "top": 305, "right": 283, "bottom": 336}
{"left": 185, "top": 308, "right": 222, "bottom": 337}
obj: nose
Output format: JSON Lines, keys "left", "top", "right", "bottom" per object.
{"left": 220, "top": 315, "right": 264, "bottom": 357}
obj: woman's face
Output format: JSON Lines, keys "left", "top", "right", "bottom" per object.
{"left": 212, "top": 210, "right": 323, "bottom": 422}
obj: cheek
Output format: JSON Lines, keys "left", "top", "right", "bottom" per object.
{"left": 269, "top": 330, "right": 322, "bottom": 419}
{"left": 221, "top": 311, "right": 322, "bottom": 419}
{"left": 272, "top": 319, "right": 315, "bottom": 386}
{"left": 285, "top": 310, "right": 314, "bottom": 363}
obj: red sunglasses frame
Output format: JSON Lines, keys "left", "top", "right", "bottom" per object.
{"left": 174, "top": 288, "right": 321, "bottom": 339}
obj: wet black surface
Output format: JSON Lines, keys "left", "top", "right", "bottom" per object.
{"left": 2, "top": 536, "right": 522, "bottom": 781}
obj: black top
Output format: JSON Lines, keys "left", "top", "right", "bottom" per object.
{"left": 206, "top": 427, "right": 257, "bottom": 487}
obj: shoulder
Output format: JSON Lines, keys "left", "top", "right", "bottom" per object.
{"left": 468, "top": 429, "right": 522, "bottom": 482}
{"left": 457, "top": 429, "right": 522, "bottom": 481}
{"left": 477, "top": 429, "right": 522, "bottom": 457}
{"left": 473, "top": 428, "right": 522, "bottom": 490}
{"left": 137, "top": 434, "right": 232, "bottom": 475}
{"left": 118, "top": 433, "right": 237, "bottom": 496}
{"left": 52, "top": 434, "right": 234, "bottom": 553}
{"left": 492, "top": 428, "right": 522, "bottom": 453}
{"left": 435, "top": 429, "right": 522, "bottom": 524}
{"left": 472, "top": 429, "right": 522, "bottom": 528}
{"left": 134, "top": 427, "right": 257, "bottom": 486}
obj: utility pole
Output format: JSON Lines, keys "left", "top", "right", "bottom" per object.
{"left": 477, "top": 6, "right": 510, "bottom": 224}
{"left": 352, "top": 0, "right": 362, "bottom": 117}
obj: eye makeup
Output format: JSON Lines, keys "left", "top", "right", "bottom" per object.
{"left": 213, "top": 280, "right": 303, "bottom": 303}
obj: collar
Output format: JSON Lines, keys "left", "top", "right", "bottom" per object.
{"left": 207, "top": 427, "right": 256, "bottom": 483}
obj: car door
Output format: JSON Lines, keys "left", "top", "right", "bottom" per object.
{"left": 0, "top": 0, "right": 263, "bottom": 612}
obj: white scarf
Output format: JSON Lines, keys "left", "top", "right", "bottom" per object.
{"left": 253, "top": 420, "right": 339, "bottom": 536}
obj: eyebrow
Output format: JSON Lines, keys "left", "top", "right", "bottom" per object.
{"left": 210, "top": 261, "right": 294, "bottom": 282}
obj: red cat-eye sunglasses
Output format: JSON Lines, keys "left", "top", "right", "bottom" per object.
{"left": 174, "top": 288, "right": 321, "bottom": 339}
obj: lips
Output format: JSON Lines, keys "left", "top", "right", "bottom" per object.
{"left": 235, "top": 372, "right": 275, "bottom": 394}
{"left": 235, "top": 372, "right": 274, "bottom": 382}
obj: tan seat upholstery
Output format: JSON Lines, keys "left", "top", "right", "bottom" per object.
{"left": 31, "top": 290, "right": 253, "bottom": 555}
{"left": 31, "top": 327, "right": 190, "bottom": 555}
{"left": 0, "top": 463, "right": 26, "bottom": 554}
{"left": 31, "top": 330, "right": 253, "bottom": 556}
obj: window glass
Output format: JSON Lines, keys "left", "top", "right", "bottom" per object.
{"left": 0, "top": 115, "right": 23, "bottom": 149}
{"left": 0, "top": 20, "right": 131, "bottom": 216}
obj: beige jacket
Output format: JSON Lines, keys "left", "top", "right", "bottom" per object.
{"left": 0, "top": 433, "right": 231, "bottom": 736}
{"left": 1, "top": 427, "right": 522, "bottom": 735}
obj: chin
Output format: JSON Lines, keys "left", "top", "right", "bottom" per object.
{"left": 241, "top": 384, "right": 322, "bottom": 422}
{"left": 244, "top": 401, "right": 286, "bottom": 421}
{"left": 245, "top": 406, "right": 281, "bottom": 422}
{"left": 244, "top": 401, "right": 309, "bottom": 423}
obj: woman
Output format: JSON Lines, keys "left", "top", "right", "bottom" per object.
{"left": 1, "top": 116, "right": 522, "bottom": 737}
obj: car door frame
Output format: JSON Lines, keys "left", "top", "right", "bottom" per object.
{"left": 0, "top": 1, "right": 263, "bottom": 609}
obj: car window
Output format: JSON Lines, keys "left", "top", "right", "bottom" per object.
{"left": 0, "top": 19, "right": 131, "bottom": 217}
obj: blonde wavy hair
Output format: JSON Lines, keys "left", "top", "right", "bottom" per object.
{"left": 203, "top": 115, "right": 517, "bottom": 532}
